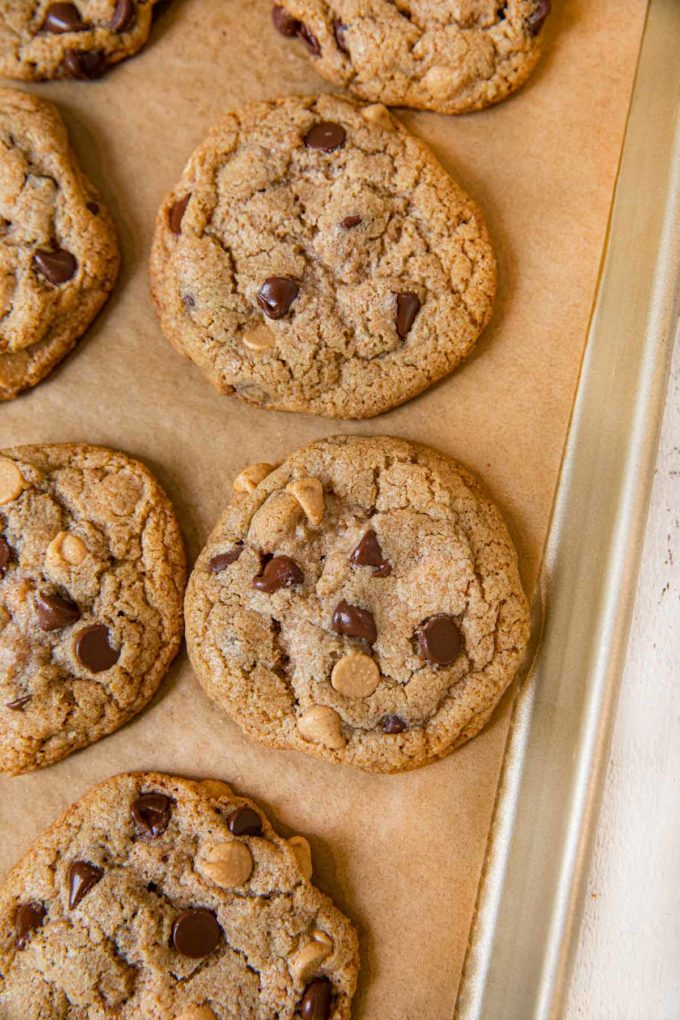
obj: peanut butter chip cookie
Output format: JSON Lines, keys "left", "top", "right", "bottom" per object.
{"left": 185, "top": 436, "right": 530, "bottom": 773}
{"left": 149, "top": 94, "right": 495, "bottom": 419}
{"left": 0, "top": 443, "right": 186, "bottom": 774}
{"left": 0, "top": 1, "right": 163, "bottom": 81}
{"left": 0, "top": 88, "right": 119, "bottom": 400}
{"left": 271, "top": 0, "right": 551, "bottom": 115}
{"left": 0, "top": 772, "right": 359, "bottom": 1019}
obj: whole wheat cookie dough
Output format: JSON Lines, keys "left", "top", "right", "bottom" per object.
{"left": 0, "top": 87, "right": 119, "bottom": 400}
{"left": 0, "top": 772, "right": 359, "bottom": 1019}
{"left": 0, "top": 1, "right": 163, "bottom": 81}
{"left": 271, "top": 0, "right": 551, "bottom": 114}
{"left": 0, "top": 443, "right": 186, "bottom": 774}
{"left": 149, "top": 93, "right": 495, "bottom": 419}
{"left": 185, "top": 436, "right": 530, "bottom": 773}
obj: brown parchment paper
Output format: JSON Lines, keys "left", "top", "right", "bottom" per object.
{"left": 0, "top": 2, "right": 648, "bottom": 1016}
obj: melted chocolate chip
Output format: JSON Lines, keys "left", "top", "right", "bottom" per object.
{"left": 415, "top": 614, "right": 463, "bottom": 666}
{"left": 395, "top": 292, "right": 421, "bottom": 338}
{"left": 15, "top": 902, "right": 46, "bottom": 949}
{"left": 74, "top": 624, "right": 120, "bottom": 672}
{"left": 272, "top": 4, "right": 300, "bottom": 35}
{"left": 33, "top": 248, "right": 77, "bottom": 285}
{"left": 253, "top": 555, "right": 303, "bottom": 593}
{"left": 209, "top": 545, "right": 243, "bottom": 572}
{"left": 350, "top": 530, "right": 391, "bottom": 577}
{"left": 43, "top": 3, "right": 84, "bottom": 32}
{"left": 172, "top": 908, "right": 221, "bottom": 958}
{"left": 131, "top": 793, "right": 172, "bottom": 839}
{"left": 68, "top": 861, "right": 103, "bottom": 909}
{"left": 6, "top": 695, "right": 32, "bottom": 711}
{"left": 304, "top": 122, "right": 346, "bottom": 153}
{"left": 35, "top": 591, "right": 81, "bottom": 631}
{"left": 0, "top": 535, "right": 11, "bottom": 573}
{"left": 299, "top": 23, "right": 321, "bottom": 55}
{"left": 527, "top": 0, "right": 551, "bottom": 34}
{"left": 168, "top": 194, "right": 190, "bottom": 234}
{"left": 340, "top": 214, "right": 362, "bottom": 229}
{"left": 63, "top": 49, "right": 106, "bottom": 79}
{"left": 301, "top": 977, "right": 333, "bottom": 1019}
{"left": 331, "top": 599, "right": 377, "bottom": 644}
{"left": 382, "top": 714, "right": 406, "bottom": 734}
{"left": 333, "top": 18, "right": 349, "bottom": 53}
{"left": 256, "top": 277, "right": 299, "bottom": 320}
{"left": 111, "top": 0, "right": 136, "bottom": 31}
{"left": 227, "top": 806, "right": 263, "bottom": 837}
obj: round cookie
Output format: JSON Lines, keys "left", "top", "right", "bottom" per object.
{"left": 0, "top": 772, "right": 359, "bottom": 1019}
{"left": 0, "top": 443, "right": 186, "bottom": 774}
{"left": 0, "top": 1, "right": 163, "bottom": 81}
{"left": 0, "top": 88, "right": 119, "bottom": 400}
{"left": 149, "top": 93, "right": 495, "bottom": 419}
{"left": 185, "top": 435, "right": 530, "bottom": 773}
{"left": 271, "top": 0, "right": 551, "bottom": 115}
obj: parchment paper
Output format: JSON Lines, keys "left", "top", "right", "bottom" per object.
{"left": 0, "top": 2, "right": 648, "bottom": 1016}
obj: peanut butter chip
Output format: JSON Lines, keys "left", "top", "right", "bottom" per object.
{"left": 0, "top": 460, "right": 25, "bottom": 505}
{"left": 197, "top": 779, "right": 233, "bottom": 799}
{"left": 173, "top": 1006, "right": 217, "bottom": 1020}
{"left": 331, "top": 653, "right": 380, "bottom": 698}
{"left": 233, "top": 462, "right": 275, "bottom": 494}
{"left": 289, "top": 930, "right": 334, "bottom": 983}
{"left": 46, "top": 531, "right": 88, "bottom": 567}
{"left": 201, "top": 840, "right": 253, "bottom": 888}
{"left": 360, "top": 103, "right": 392, "bottom": 127}
{"left": 242, "top": 321, "right": 277, "bottom": 351}
{"left": 297, "top": 705, "right": 346, "bottom": 749}
{"left": 285, "top": 477, "right": 324, "bottom": 525}
{"left": 288, "top": 835, "right": 313, "bottom": 880}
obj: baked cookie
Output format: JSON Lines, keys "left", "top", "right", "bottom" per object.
{"left": 0, "top": 88, "right": 119, "bottom": 401}
{"left": 185, "top": 436, "right": 530, "bottom": 773}
{"left": 271, "top": 0, "right": 551, "bottom": 115}
{"left": 0, "top": 1, "right": 163, "bottom": 81}
{"left": 0, "top": 772, "right": 359, "bottom": 1019}
{"left": 0, "top": 443, "right": 186, "bottom": 774}
{"left": 149, "top": 93, "right": 495, "bottom": 419}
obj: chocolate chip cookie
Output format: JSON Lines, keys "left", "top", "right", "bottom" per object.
{"left": 272, "top": 1, "right": 551, "bottom": 114}
{"left": 0, "top": 1, "right": 163, "bottom": 81}
{"left": 149, "top": 93, "right": 495, "bottom": 419}
{"left": 0, "top": 88, "right": 119, "bottom": 400}
{"left": 0, "top": 444, "right": 186, "bottom": 774}
{"left": 185, "top": 436, "right": 530, "bottom": 773}
{"left": 0, "top": 772, "right": 359, "bottom": 1019}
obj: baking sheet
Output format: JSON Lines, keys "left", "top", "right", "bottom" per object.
{"left": 0, "top": 1, "right": 649, "bottom": 1017}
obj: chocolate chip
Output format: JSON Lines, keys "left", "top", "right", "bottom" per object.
{"left": 63, "top": 49, "right": 106, "bottom": 79}
{"left": 304, "top": 122, "right": 346, "bottom": 153}
{"left": 168, "top": 194, "right": 190, "bottom": 234}
{"left": 35, "top": 591, "right": 81, "bottom": 631}
{"left": 68, "top": 861, "right": 103, "bottom": 909}
{"left": 341, "top": 215, "right": 362, "bottom": 229}
{"left": 299, "top": 23, "right": 321, "bottom": 55}
{"left": 350, "top": 530, "right": 391, "bottom": 577}
{"left": 209, "top": 545, "right": 243, "bottom": 572}
{"left": 271, "top": 4, "right": 300, "bottom": 35}
{"left": 74, "top": 624, "right": 120, "bottom": 672}
{"left": 382, "top": 714, "right": 406, "bottom": 734}
{"left": 86, "top": 201, "right": 99, "bottom": 215}
{"left": 331, "top": 599, "right": 377, "bottom": 644}
{"left": 172, "top": 908, "right": 221, "bottom": 958}
{"left": 301, "top": 977, "right": 333, "bottom": 1019}
{"left": 395, "top": 292, "right": 421, "bottom": 338}
{"left": 333, "top": 18, "right": 349, "bottom": 53}
{"left": 131, "top": 793, "right": 172, "bottom": 839}
{"left": 415, "top": 614, "right": 463, "bottom": 666}
{"left": 253, "top": 555, "right": 303, "bottom": 593}
{"left": 15, "top": 902, "right": 46, "bottom": 949}
{"left": 256, "top": 277, "right": 299, "bottom": 320}
{"left": 6, "top": 695, "right": 32, "bottom": 711}
{"left": 33, "top": 248, "right": 77, "bottom": 285}
{"left": 527, "top": 0, "right": 551, "bottom": 34}
{"left": 111, "top": 0, "right": 136, "bottom": 31}
{"left": 0, "top": 535, "right": 11, "bottom": 573}
{"left": 43, "top": 3, "right": 83, "bottom": 32}
{"left": 227, "top": 806, "right": 263, "bottom": 837}
{"left": 183, "top": 293, "right": 195, "bottom": 308}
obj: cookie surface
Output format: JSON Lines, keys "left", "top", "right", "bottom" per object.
{"left": 0, "top": 88, "right": 119, "bottom": 400}
{"left": 185, "top": 436, "right": 530, "bottom": 773}
{"left": 0, "top": 1, "right": 161, "bottom": 81}
{"left": 0, "top": 444, "right": 186, "bottom": 774}
{"left": 271, "top": 0, "right": 551, "bottom": 114}
{"left": 0, "top": 772, "right": 359, "bottom": 1019}
{"left": 149, "top": 93, "right": 495, "bottom": 419}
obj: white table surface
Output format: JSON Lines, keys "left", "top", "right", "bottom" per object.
{"left": 565, "top": 321, "right": 680, "bottom": 1019}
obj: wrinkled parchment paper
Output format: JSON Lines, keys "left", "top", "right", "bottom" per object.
{"left": 0, "top": 2, "right": 648, "bottom": 1016}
